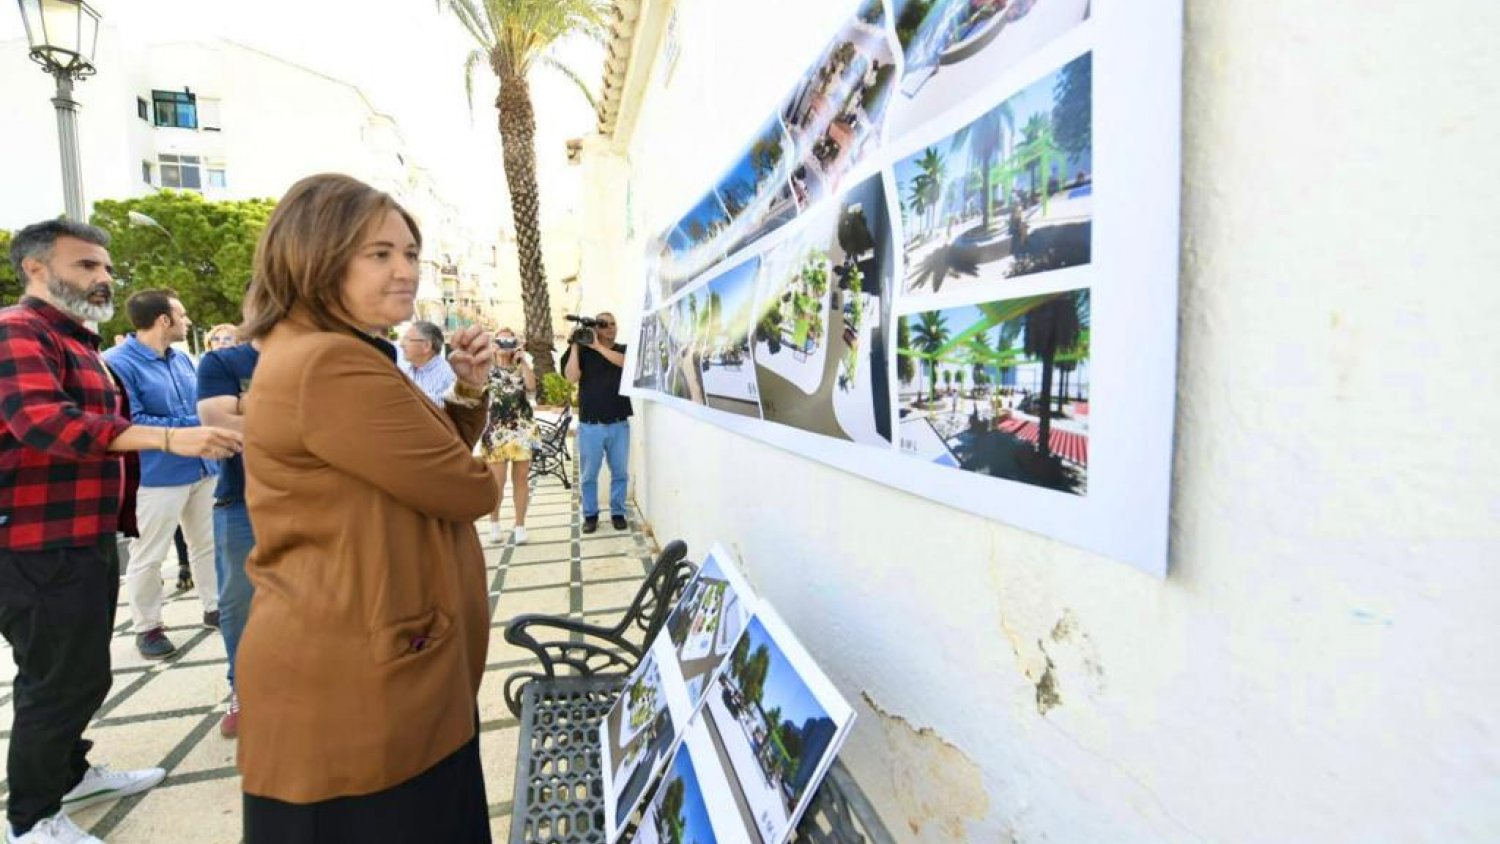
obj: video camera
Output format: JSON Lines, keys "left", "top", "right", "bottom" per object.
{"left": 565, "top": 314, "right": 604, "bottom": 347}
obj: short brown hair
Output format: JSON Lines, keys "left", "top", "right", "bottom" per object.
{"left": 125, "top": 289, "right": 179, "bottom": 330}
{"left": 241, "top": 174, "right": 421, "bottom": 341}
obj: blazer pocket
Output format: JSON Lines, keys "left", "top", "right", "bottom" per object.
{"left": 369, "top": 607, "right": 453, "bottom": 664}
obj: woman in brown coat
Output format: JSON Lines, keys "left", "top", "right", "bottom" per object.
{"left": 236, "top": 173, "right": 499, "bottom": 842}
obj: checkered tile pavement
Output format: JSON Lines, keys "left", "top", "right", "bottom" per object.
{"left": 0, "top": 448, "right": 652, "bottom": 843}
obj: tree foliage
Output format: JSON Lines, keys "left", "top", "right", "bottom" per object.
{"left": 1052, "top": 52, "right": 1092, "bottom": 164}
{"left": 911, "top": 310, "right": 950, "bottom": 401}
{"left": 896, "top": 314, "right": 915, "bottom": 385}
{"left": 1022, "top": 291, "right": 1088, "bottom": 455}
{"left": 659, "top": 777, "right": 687, "bottom": 843}
{"left": 0, "top": 230, "right": 17, "bottom": 308}
{"left": 89, "top": 191, "right": 275, "bottom": 345}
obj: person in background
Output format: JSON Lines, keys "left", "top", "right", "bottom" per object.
{"left": 480, "top": 328, "right": 538, "bottom": 545}
{"left": 1, "top": 219, "right": 241, "bottom": 844}
{"left": 561, "top": 312, "right": 632, "bottom": 533}
{"left": 398, "top": 319, "right": 455, "bottom": 405}
{"left": 206, "top": 323, "right": 238, "bottom": 351}
{"left": 195, "top": 329, "right": 260, "bottom": 738}
{"left": 103, "top": 291, "right": 220, "bottom": 659}
{"left": 236, "top": 173, "right": 498, "bottom": 842}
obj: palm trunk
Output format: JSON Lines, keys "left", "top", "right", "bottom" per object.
{"left": 981, "top": 152, "right": 994, "bottom": 231}
{"left": 1037, "top": 353, "right": 1054, "bottom": 456}
{"left": 496, "top": 70, "right": 557, "bottom": 375}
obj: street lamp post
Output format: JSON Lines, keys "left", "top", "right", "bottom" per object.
{"left": 16, "top": 0, "right": 102, "bottom": 222}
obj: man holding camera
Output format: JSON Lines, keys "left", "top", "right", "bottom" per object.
{"left": 561, "top": 312, "right": 631, "bottom": 533}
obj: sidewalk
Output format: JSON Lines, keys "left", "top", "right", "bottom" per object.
{"left": 0, "top": 451, "right": 656, "bottom": 843}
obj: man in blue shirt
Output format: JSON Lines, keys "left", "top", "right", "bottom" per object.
{"left": 397, "top": 320, "right": 455, "bottom": 404}
{"left": 103, "top": 291, "right": 219, "bottom": 659}
{"left": 195, "top": 334, "right": 258, "bottom": 738}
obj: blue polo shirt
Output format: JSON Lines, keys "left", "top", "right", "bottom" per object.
{"left": 103, "top": 335, "right": 217, "bottom": 487}
{"left": 196, "top": 343, "right": 259, "bottom": 503}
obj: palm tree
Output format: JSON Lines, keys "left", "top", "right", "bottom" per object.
{"left": 966, "top": 334, "right": 990, "bottom": 387}
{"left": 949, "top": 101, "right": 1013, "bottom": 232}
{"left": 987, "top": 318, "right": 1020, "bottom": 388}
{"left": 896, "top": 315, "right": 916, "bottom": 395}
{"left": 914, "top": 147, "right": 946, "bottom": 235}
{"left": 1022, "top": 293, "right": 1084, "bottom": 457}
{"left": 659, "top": 777, "right": 686, "bottom": 843}
{"left": 439, "top": 0, "right": 609, "bottom": 375}
{"left": 910, "top": 310, "right": 950, "bottom": 404}
{"left": 707, "top": 291, "right": 723, "bottom": 344}
{"left": 904, "top": 175, "right": 932, "bottom": 237}
{"left": 1017, "top": 112, "right": 1062, "bottom": 215}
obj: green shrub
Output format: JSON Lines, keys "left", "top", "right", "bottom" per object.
{"left": 539, "top": 372, "right": 576, "bottom": 408}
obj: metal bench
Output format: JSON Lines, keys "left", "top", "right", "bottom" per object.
{"left": 529, "top": 408, "right": 573, "bottom": 490}
{"left": 504, "top": 541, "right": 893, "bottom": 844}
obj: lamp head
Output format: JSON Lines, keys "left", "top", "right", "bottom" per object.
{"left": 17, "top": 0, "right": 102, "bottom": 80}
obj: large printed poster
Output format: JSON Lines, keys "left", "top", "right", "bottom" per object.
{"left": 624, "top": 0, "right": 1182, "bottom": 575}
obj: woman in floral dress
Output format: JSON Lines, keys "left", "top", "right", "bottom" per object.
{"left": 481, "top": 328, "right": 540, "bottom": 544}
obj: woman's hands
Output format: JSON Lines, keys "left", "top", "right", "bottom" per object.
{"left": 447, "top": 325, "right": 496, "bottom": 389}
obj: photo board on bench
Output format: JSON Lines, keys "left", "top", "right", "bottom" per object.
{"left": 602, "top": 544, "right": 857, "bottom": 844}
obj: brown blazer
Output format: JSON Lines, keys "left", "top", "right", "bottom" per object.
{"left": 237, "top": 313, "right": 498, "bottom": 803}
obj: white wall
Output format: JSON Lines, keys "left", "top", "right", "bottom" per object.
{"left": 577, "top": 0, "right": 1500, "bottom": 840}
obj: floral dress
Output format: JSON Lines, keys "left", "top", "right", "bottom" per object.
{"left": 480, "top": 364, "right": 541, "bottom": 463}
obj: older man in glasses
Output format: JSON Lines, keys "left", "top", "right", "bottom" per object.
{"left": 560, "top": 312, "right": 632, "bottom": 533}
{"left": 397, "top": 320, "right": 455, "bottom": 405}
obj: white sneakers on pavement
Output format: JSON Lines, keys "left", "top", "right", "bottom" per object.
{"left": 6, "top": 814, "right": 102, "bottom": 843}
{"left": 488, "top": 522, "right": 503, "bottom": 544}
{"left": 60, "top": 765, "right": 165, "bottom": 813}
{"left": 511, "top": 525, "right": 528, "bottom": 545}
{"left": 6, "top": 765, "right": 168, "bottom": 842}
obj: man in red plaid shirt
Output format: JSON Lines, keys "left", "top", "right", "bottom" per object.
{"left": 0, "top": 220, "right": 242, "bottom": 844}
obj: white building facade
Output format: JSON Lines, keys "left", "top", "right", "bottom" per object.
{"left": 0, "top": 29, "right": 499, "bottom": 334}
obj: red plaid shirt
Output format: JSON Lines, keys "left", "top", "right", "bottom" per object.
{"left": 0, "top": 297, "right": 132, "bottom": 550}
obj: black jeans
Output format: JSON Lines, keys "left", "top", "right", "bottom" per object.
{"left": 0, "top": 537, "right": 119, "bottom": 833}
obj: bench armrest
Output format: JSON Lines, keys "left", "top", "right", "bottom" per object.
{"left": 501, "top": 540, "right": 694, "bottom": 717}
{"left": 501, "top": 615, "right": 643, "bottom": 717}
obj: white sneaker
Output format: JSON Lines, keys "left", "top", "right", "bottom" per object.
{"left": 488, "top": 523, "right": 503, "bottom": 543}
{"left": 511, "top": 525, "right": 528, "bottom": 545}
{"left": 7, "top": 814, "right": 103, "bottom": 843}
{"left": 59, "top": 765, "right": 165, "bottom": 812}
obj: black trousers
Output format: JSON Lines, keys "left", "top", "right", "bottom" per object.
{"left": 243, "top": 730, "right": 491, "bottom": 844}
{"left": 0, "top": 536, "right": 119, "bottom": 832}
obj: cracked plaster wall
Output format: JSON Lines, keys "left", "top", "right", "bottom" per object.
{"left": 576, "top": 0, "right": 1500, "bottom": 840}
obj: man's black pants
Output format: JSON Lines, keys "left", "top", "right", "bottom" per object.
{"left": 0, "top": 537, "right": 118, "bottom": 833}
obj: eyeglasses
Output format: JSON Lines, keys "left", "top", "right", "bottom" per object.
{"left": 596, "top": 321, "right": 615, "bottom": 328}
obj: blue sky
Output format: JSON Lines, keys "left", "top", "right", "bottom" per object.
{"left": 661, "top": 744, "right": 717, "bottom": 843}
{"left": 740, "top": 616, "right": 828, "bottom": 729}
{"left": 708, "top": 257, "right": 761, "bottom": 325}
{"left": 678, "top": 193, "right": 732, "bottom": 240}
{"left": 907, "top": 304, "right": 1002, "bottom": 351}
{"left": 714, "top": 116, "right": 790, "bottom": 201}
